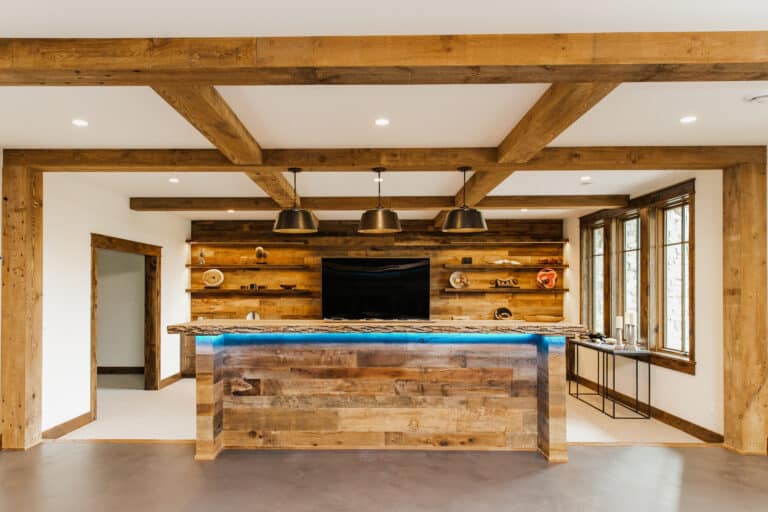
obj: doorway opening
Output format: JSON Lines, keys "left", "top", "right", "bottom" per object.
{"left": 90, "top": 233, "right": 162, "bottom": 418}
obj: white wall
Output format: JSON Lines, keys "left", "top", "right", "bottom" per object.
{"left": 96, "top": 249, "right": 146, "bottom": 368}
{"left": 563, "top": 217, "right": 581, "bottom": 323}
{"left": 572, "top": 171, "right": 724, "bottom": 434}
{"left": 42, "top": 174, "right": 190, "bottom": 430}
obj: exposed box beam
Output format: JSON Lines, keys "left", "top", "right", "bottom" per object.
{"left": 1, "top": 32, "right": 768, "bottom": 84}
{"left": 5, "top": 146, "right": 762, "bottom": 173}
{"left": 129, "top": 195, "right": 629, "bottom": 212}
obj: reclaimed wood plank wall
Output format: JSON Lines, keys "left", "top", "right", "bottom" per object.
{"left": 216, "top": 342, "right": 540, "bottom": 452}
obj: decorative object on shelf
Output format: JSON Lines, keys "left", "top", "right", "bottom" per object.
{"left": 536, "top": 268, "right": 558, "bottom": 289}
{"left": 273, "top": 168, "right": 319, "bottom": 234}
{"left": 249, "top": 283, "right": 257, "bottom": 290}
{"left": 448, "top": 271, "right": 470, "bottom": 289}
{"left": 494, "top": 307, "right": 513, "bottom": 320}
{"left": 615, "top": 315, "right": 626, "bottom": 349}
{"left": 489, "top": 258, "right": 521, "bottom": 265}
{"left": 461, "top": 257, "right": 473, "bottom": 264}
{"left": 442, "top": 166, "right": 488, "bottom": 233}
{"left": 258, "top": 285, "right": 267, "bottom": 290}
{"left": 451, "top": 315, "right": 471, "bottom": 320}
{"left": 538, "top": 257, "right": 564, "bottom": 265}
{"left": 255, "top": 246, "right": 268, "bottom": 263}
{"left": 201, "top": 269, "right": 224, "bottom": 288}
{"left": 197, "top": 249, "right": 206, "bottom": 266}
{"left": 280, "top": 283, "right": 297, "bottom": 290}
{"left": 490, "top": 277, "right": 520, "bottom": 288}
{"left": 358, "top": 167, "right": 402, "bottom": 234}
{"left": 240, "top": 285, "right": 248, "bottom": 290}
{"left": 245, "top": 311, "right": 260, "bottom": 320}
{"left": 624, "top": 310, "right": 638, "bottom": 349}
{"left": 522, "top": 315, "right": 564, "bottom": 323}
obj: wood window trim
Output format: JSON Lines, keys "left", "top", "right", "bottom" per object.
{"left": 579, "top": 220, "right": 611, "bottom": 335}
{"left": 579, "top": 179, "right": 696, "bottom": 375}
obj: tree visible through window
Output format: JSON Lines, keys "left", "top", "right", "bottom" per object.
{"left": 591, "top": 226, "right": 605, "bottom": 333}
{"left": 622, "top": 217, "right": 640, "bottom": 331}
{"left": 663, "top": 204, "right": 690, "bottom": 353}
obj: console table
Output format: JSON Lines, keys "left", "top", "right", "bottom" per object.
{"left": 569, "top": 339, "right": 651, "bottom": 419}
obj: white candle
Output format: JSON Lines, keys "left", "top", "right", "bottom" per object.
{"left": 625, "top": 311, "right": 637, "bottom": 325}
{"left": 615, "top": 315, "right": 623, "bottom": 327}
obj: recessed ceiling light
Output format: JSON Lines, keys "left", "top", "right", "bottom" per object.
{"left": 168, "top": 177, "right": 180, "bottom": 184}
{"left": 580, "top": 176, "right": 592, "bottom": 185}
{"left": 679, "top": 115, "right": 697, "bottom": 124}
{"left": 520, "top": 208, "right": 529, "bottom": 213}
{"left": 745, "top": 94, "right": 768, "bottom": 104}
{"left": 71, "top": 118, "right": 89, "bottom": 127}
{"left": 226, "top": 209, "right": 235, "bottom": 214}
{"left": 374, "top": 118, "right": 390, "bottom": 127}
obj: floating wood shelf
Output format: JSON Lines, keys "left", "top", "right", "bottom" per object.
{"left": 186, "top": 264, "right": 311, "bottom": 270}
{"left": 442, "top": 288, "right": 569, "bottom": 294}
{"left": 186, "top": 288, "right": 313, "bottom": 297}
{"left": 443, "top": 264, "right": 568, "bottom": 271}
{"left": 187, "top": 240, "right": 309, "bottom": 246}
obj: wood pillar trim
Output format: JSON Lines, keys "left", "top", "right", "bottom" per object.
{"left": 1, "top": 163, "right": 43, "bottom": 449}
{"left": 723, "top": 160, "right": 768, "bottom": 455}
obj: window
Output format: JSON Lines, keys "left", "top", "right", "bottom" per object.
{"left": 578, "top": 179, "right": 695, "bottom": 375}
{"left": 590, "top": 226, "right": 606, "bottom": 334}
{"left": 621, "top": 217, "right": 641, "bottom": 333}
{"left": 661, "top": 203, "right": 691, "bottom": 353}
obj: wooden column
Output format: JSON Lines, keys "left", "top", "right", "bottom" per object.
{"left": 537, "top": 336, "right": 568, "bottom": 462}
{"left": 1, "top": 162, "right": 43, "bottom": 449}
{"left": 195, "top": 336, "right": 223, "bottom": 460}
{"left": 723, "top": 160, "right": 768, "bottom": 455}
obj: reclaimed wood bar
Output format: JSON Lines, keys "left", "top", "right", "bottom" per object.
{"left": 168, "top": 320, "right": 584, "bottom": 462}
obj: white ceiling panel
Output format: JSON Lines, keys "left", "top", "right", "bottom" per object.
{"left": 0, "top": 87, "right": 213, "bottom": 149}
{"left": 553, "top": 82, "right": 768, "bottom": 146}
{"left": 65, "top": 173, "right": 268, "bottom": 197}
{"left": 219, "top": 85, "right": 548, "bottom": 148}
{"left": 288, "top": 171, "right": 466, "bottom": 197}
{"left": 3, "top": 1, "right": 767, "bottom": 37}
{"left": 490, "top": 171, "right": 704, "bottom": 198}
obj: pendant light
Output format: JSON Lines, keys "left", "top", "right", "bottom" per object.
{"left": 273, "top": 168, "right": 319, "bottom": 234}
{"left": 442, "top": 166, "right": 488, "bottom": 233}
{"left": 358, "top": 167, "right": 402, "bottom": 234}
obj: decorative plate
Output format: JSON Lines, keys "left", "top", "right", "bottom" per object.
{"left": 536, "top": 268, "right": 558, "bottom": 289}
{"left": 202, "top": 268, "right": 224, "bottom": 288}
{"left": 449, "top": 271, "right": 470, "bottom": 289}
{"left": 494, "top": 307, "right": 513, "bottom": 320}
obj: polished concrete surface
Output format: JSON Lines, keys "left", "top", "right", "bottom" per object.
{"left": 1, "top": 443, "right": 766, "bottom": 511}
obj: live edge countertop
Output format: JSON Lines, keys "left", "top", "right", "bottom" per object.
{"left": 167, "top": 319, "right": 585, "bottom": 338}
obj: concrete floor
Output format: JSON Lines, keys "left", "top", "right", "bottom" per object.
{"left": 1, "top": 443, "right": 766, "bottom": 511}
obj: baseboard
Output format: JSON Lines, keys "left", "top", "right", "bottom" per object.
{"left": 571, "top": 376, "right": 724, "bottom": 444}
{"left": 98, "top": 366, "right": 144, "bottom": 375}
{"left": 723, "top": 443, "right": 768, "bottom": 456}
{"left": 42, "top": 411, "right": 93, "bottom": 440}
{"left": 159, "top": 372, "right": 182, "bottom": 389}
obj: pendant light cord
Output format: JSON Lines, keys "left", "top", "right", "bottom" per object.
{"left": 462, "top": 169, "right": 467, "bottom": 207}
{"left": 377, "top": 170, "right": 382, "bottom": 208}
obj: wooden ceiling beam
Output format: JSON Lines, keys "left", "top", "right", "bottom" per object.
{"left": 151, "top": 85, "right": 262, "bottom": 165}
{"left": 433, "top": 82, "right": 618, "bottom": 226}
{"left": 151, "top": 84, "right": 299, "bottom": 208}
{"left": 4, "top": 146, "right": 763, "bottom": 173}
{"left": 1, "top": 32, "right": 768, "bottom": 85}
{"left": 129, "top": 195, "right": 629, "bottom": 212}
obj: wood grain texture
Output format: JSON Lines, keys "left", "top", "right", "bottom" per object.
{"left": 152, "top": 85, "right": 263, "bottom": 165}
{"left": 723, "top": 161, "right": 768, "bottom": 455}
{"left": 2, "top": 32, "right": 768, "bottom": 85}
{"left": 193, "top": 337, "right": 566, "bottom": 459}
{"left": 4, "top": 146, "right": 762, "bottom": 173}
{"left": 537, "top": 340, "right": 567, "bottom": 462}
{"left": 144, "top": 255, "right": 161, "bottom": 390}
{"left": 1, "top": 163, "right": 43, "bottom": 449}
{"left": 498, "top": 83, "right": 619, "bottom": 164}
{"left": 41, "top": 412, "right": 92, "bottom": 440}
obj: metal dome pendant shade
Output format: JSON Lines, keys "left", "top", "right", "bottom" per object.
{"left": 273, "top": 168, "right": 319, "bottom": 234}
{"left": 442, "top": 167, "right": 488, "bottom": 233}
{"left": 358, "top": 168, "right": 402, "bottom": 234}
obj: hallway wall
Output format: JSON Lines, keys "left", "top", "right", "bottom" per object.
{"left": 96, "top": 249, "right": 146, "bottom": 369}
{"left": 41, "top": 174, "right": 190, "bottom": 430}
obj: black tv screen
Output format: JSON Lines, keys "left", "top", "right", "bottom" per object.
{"left": 322, "top": 258, "right": 430, "bottom": 320}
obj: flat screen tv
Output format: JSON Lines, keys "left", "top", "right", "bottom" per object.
{"left": 322, "top": 258, "right": 430, "bottom": 320}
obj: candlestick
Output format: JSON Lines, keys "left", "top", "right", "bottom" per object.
{"left": 625, "top": 310, "right": 637, "bottom": 325}
{"left": 615, "top": 315, "right": 623, "bottom": 328}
